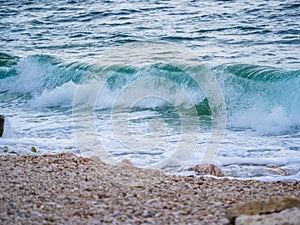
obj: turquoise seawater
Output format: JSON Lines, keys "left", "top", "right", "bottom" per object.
{"left": 0, "top": 0, "right": 299, "bottom": 180}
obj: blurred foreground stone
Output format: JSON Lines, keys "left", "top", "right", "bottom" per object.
{"left": 235, "top": 207, "right": 300, "bottom": 225}
{"left": 226, "top": 197, "right": 300, "bottom": 225}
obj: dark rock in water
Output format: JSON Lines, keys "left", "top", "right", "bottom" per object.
{"left": 31, "top": 147, "right": 37, "bottom": 153}
{"left": 0, "top": 115, "right": 4, "bottom": 137}
{"left": 187, "top": 164, "right": 224, "bottom": 177}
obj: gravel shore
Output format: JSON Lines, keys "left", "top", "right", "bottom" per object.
{"left": 0, "top": 153, "right": 299, "bottom": 224}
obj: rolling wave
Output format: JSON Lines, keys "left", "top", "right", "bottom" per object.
{"left": 0, "top": 53, "right": 299, "bottom": 133}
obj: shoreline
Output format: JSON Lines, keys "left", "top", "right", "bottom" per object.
{"left": 1, "top": 153, "right": 299, "bottom": 224}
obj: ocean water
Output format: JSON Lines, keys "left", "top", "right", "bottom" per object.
{"left": 0, "top": 0, "right": 299, "bottom": 181}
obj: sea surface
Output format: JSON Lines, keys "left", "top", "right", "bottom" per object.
{"left": 0, "top": 0, "right": 299, "bottom": 181}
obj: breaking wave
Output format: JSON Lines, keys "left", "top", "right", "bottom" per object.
{"left": 0, "top": 53, "right": 299, "bottom": 134}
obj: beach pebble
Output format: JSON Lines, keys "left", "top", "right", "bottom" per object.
{"left": 121, "top": 159, "right": 135, "bottom": 167}
{"left": 187, "top": 164, "right": 224, "bottom": 177}
{"left": 3, "top": 146, "right": 9, "bottom": 152}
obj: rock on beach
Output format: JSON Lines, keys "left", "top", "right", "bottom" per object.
{"left": 235, "top": 207, "right": 300, "bottom": 225}
{"left": 187, "top": 163, "right": 225, "bottom": 177}
{"left": 226, "top": 196, "right": 300, "bottom": 223}
{"left": 0, "top": 115, "right": 4, "bottom": 137}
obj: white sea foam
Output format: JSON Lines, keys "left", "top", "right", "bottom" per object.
{"left": 29, "top": 81, "right": 76, "bottom": 108}
{"left": 228, "top": 106, "right": 300, "bottom": 134}
{"left": 218, "top": 156, "right": 290, "bottom": 166}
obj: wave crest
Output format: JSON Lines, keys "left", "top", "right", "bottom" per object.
{"left": 0, "top": 54, "right": 299, "bottom": 134}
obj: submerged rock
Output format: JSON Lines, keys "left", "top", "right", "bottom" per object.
{"left": 265, "top": 164, "right": 288, "bottom": 176}
{"left": 3, "top": 146, "right": 8, "bottom": 152}
{"left": 187, "top": 164, "right": 224, "bottom": 177}
{"left": 31, "top": 147, "right": 37, "bottom": 153}
{"left": 226, "top": 197, "right": 300, "bottom": 224}
{"left": 0, "top": 115, "right": 4, "bottom": 137}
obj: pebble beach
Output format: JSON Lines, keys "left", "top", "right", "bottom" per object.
{"left": 1, "top": 1, "right": 300, "bottom": 224}
{"left": 1, "top": 153, "right": 299, "bottom": 225}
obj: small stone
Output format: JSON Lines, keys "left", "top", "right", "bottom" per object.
{"left": 3, "top": 146, "right": 9, "bottom": 152}
{"left": 187, "top": 164, "right": 224, "bottom": 177}
{"left": 31, "top": 147, "right": 37, "bottom": 153}
{"left": 58, "top": 152, "right": 77, "bottom": 158}
{"left": 82, "top": 157, "right": 92, "bottom": 162}
{"left": 9, "top": 151, "right": 19, "bottom": 155}
{"left": 121, "top": 159, "right": 135, "bottom": 167}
